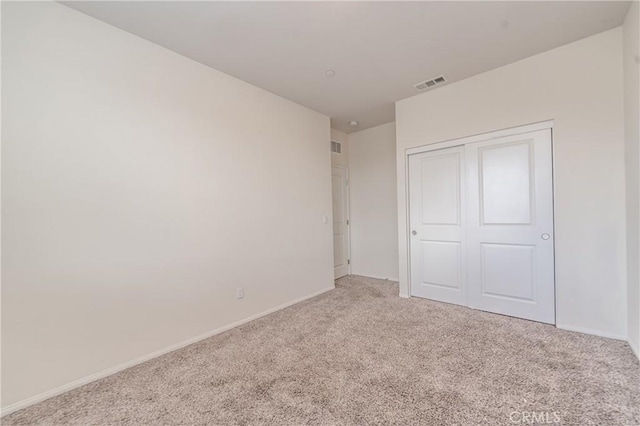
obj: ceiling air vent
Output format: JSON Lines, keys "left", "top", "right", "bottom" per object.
{"left": 331, "top": 140, "right": 342, "bottom": 154}
{"left": 414, "top": 76, "right": 446, "bottom": 91}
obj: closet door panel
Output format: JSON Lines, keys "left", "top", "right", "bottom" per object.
{"left": 466, "top": 129, "right": 555, "bottom": 324}
{"left": 408, "top": 146, "right": 466, "bottom": 305}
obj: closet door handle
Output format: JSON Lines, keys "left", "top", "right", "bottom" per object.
{"left": 412, "top": 230, "right": 417, "bottom": 236}
{"left": 541, "top": 233, "right": 550, "bottom": 240}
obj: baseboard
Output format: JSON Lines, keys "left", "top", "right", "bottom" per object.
{"left": 351, "top": 273, "right": 399, "bottom": 283}
{"left": 1, "top": 285, "right": 335, "bottom": 417}
{"left": 556, "top": 323, "right": 627, "bottom": 341}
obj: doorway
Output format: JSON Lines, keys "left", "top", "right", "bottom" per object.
{"left": 332, "top": 165, "right": 350, "bottom": 279}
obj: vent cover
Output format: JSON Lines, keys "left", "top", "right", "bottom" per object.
{"left": 331, "top": 140, "right": 342, "bottom": 154}
{"left": 414, "top": 76, "right": 446, "bottom": 91}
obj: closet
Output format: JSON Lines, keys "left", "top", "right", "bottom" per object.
{"left": 408, "top": 126, "right": 555, "bottom": 324}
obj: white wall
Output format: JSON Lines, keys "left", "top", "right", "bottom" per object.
{"left": 331, "top": 128, "right": 349, "bottom": 167}
{"left": 348, "top": 123, "right": 399, "bottom": 281}
{"left": 624, "top": 1, "right": 640, "bottom": 358}
{"left": 2, "top": 2, "right": 334, "bottom": 411}
{"left": 396, "top": 28, "right": 627, "bottom": 339}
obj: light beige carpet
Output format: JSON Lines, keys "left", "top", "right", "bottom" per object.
{"left": 4, "top": 275, "right": 640, "bottom": 425}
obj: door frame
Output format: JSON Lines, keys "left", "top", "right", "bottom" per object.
{"left": 332, "top": 165, "right": 351, "bottom": 278}
{"left": 404, "top": 120, "right": 557, "bottom": 316}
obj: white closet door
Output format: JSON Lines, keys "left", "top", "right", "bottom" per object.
{"left": 466, "top": 129, "right": 555, "bottom": 324}
{"left": 409, "top": 146, "right": 466, "bottom": 305}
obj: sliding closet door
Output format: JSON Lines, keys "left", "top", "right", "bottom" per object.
{"left": 408, "top": 146, "right": 466, "bottom": 305}
{"left": 466, "top": 129, "right": 555, "bottom": 324}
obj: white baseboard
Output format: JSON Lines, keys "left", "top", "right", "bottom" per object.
{"left": 556, "top": 323, "right": 627, "bottom": 341}
{"left": 1, "top": 286, "right": 335, "bottom": 417}
{"left": 351, "top": 273, "right": 399, "bottom": 283}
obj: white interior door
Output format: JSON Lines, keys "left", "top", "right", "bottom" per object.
{"left": 409, "top": 146, "right": 466, "bottom": 305}
{"left": 466, "top": 129, "right": 555, "bottom": 324}
{"left": 332, "top": 166, "right": 350, "bottom": 279}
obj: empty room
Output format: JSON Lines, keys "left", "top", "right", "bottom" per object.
{"left": 2, "top": 1, "right": 640, "bottom": 425}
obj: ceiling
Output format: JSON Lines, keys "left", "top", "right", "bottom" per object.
{"left": 62, "top": 1, "right": 631, "bottom": 133}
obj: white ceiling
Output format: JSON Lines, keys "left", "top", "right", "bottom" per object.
{"left": 62, "top": 1, "right": 631, "bottom": 133}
